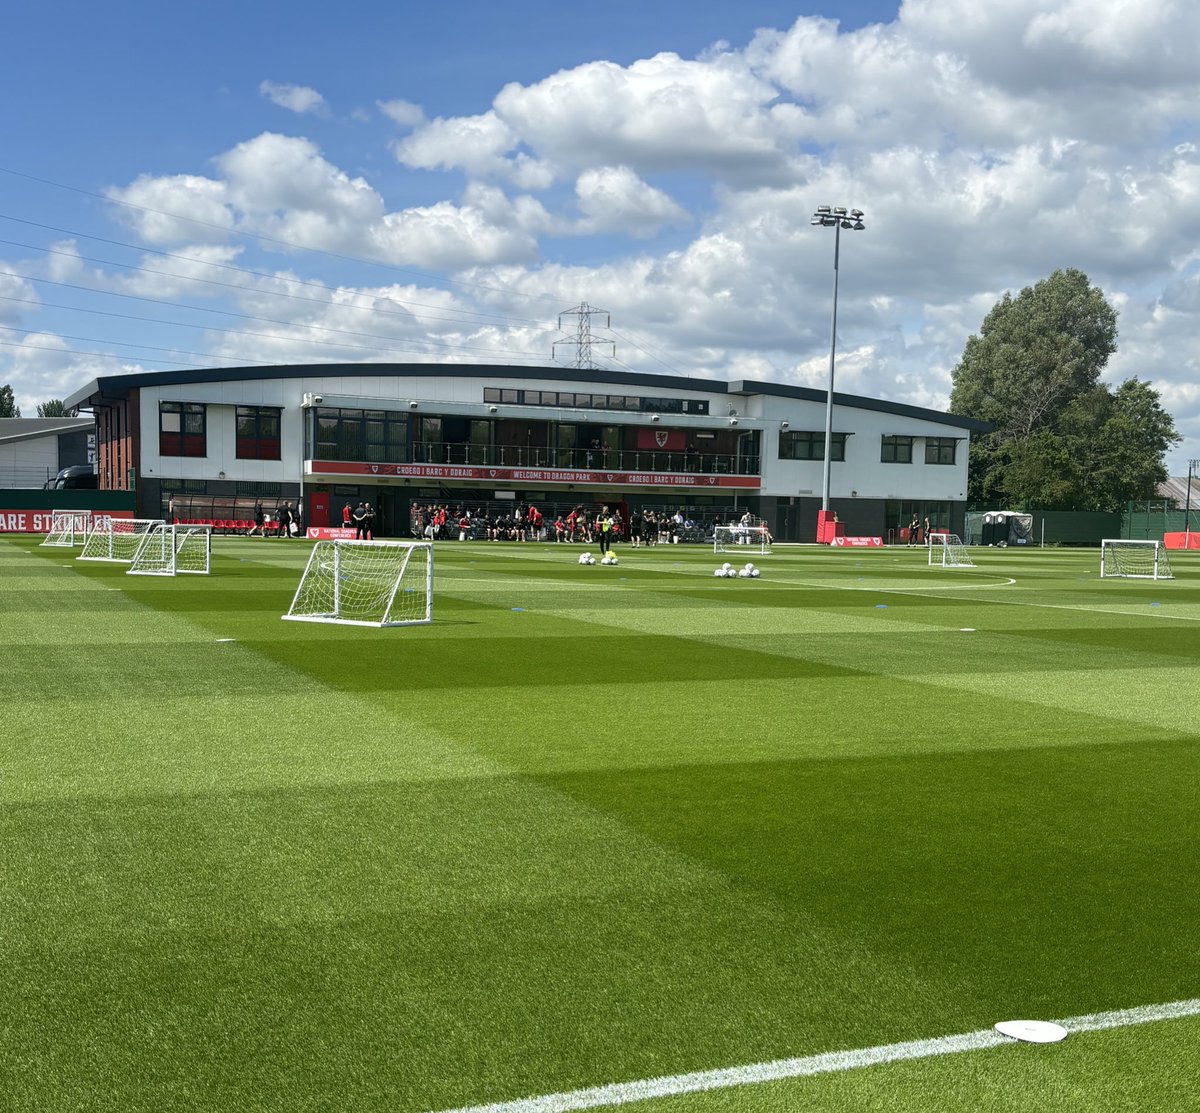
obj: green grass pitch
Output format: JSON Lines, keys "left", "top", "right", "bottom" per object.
{"left": 3, "top": 535, "right": 1199, "bottom": 1112}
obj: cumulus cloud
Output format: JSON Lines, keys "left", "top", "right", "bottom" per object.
{"left": 574, "top": 166, "right": 690, "bottom": 237}
{"left": 378, "top": 99, "right": 425, "bottom": 128}
{"left": 259, "top": 80, "right": 328, "bottom": 116}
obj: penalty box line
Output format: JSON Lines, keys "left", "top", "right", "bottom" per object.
{"left": 430, "top": 997, "right": 1200, "bottom": 1113}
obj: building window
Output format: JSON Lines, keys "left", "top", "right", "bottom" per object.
{"left": 925, "top": 437, "right": 957, "bottom": 465}
{"left": 313, "top": 407, "right": 409, "bottom": 462}
{"left": 159, "top": 402, "right": 206, "bottom": 457}
{"left": 881, "top": 435, "right": 914, "bottom": 463}
{"left": 235, "top": 406, "right": 282, "bottom": 460}
{"left": 779, "top": 430, "right": 846, "bottom": 461}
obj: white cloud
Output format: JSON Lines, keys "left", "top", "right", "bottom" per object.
{"left": 378, "top": 99, "right": 425, "bottom": 128}
{"left": 574, "top": 167, "right": 690, "bottom": 237}
{"left": 259, "top": 80, "right": 328, "bottom": 116}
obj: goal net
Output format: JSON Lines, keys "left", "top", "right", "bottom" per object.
{"left": 929, "top": 533, "right": 974, "bottom": 567}
{"left": 714, "top": 519, "right": 772, "bottom": 554}
{"left": 1100, "top": 539, "right": 1174, "bottom": 580}
{"left": 41, "top": 509, "right": 92, "bottom": 547}
{"left": 128, "top": 524, "right": 212, "bottom": 576}
{"left": 283, "top": 540, "right": 433, "bottom": 627}
{"left": 77, "top": 518, "right": 165, "bottom": 563}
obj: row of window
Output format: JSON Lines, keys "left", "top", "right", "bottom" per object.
{"left": 780, "top": 431, "right": 958, "bottom": 465}
{"left": 482, "top": 387, "right": 711, "bottom": 415}
{"left": 157, "top": 402, "right": 957, "bottom": 467}
{"left": 159, "top": 403, "right": 282, "bottom": 460}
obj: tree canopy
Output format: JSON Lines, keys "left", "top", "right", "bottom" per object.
{"left": 949, "top": 268, "right": 1179, "bottom": 512}
{"left": 37, "top": 399, "right": 67, "bottom": 417}
{"left": 0, "top": 384, "right": 19, "bottom": 418}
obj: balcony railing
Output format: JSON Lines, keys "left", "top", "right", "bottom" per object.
{"left": 407, "top": 441, "right": 760, "bottom": 476}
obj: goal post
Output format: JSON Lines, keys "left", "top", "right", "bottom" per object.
{"left": 1100, "top": 539, "right": 1174, "bottom": 580}
{"left": 928, "top": 533, "right": 975, "bottom": 568}
{"left": 77, "top": 518, "right": 165, "bottom": 563}
{"left": 41, "top": 509, "right": 92, "bottom": 547}
{"left": 714, "top": 520, "right": 772, "bottom": 554}
{"left": 128, "top": 524, "right": 212, "bottom": 576}
{"left": 283, "top": 540, "right": 433, "bottom": 627}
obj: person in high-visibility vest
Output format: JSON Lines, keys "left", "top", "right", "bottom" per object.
{"left": 597, "top": 506, "right": 615, "bottom": 556}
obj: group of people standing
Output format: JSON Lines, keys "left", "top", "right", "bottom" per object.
{"left": 341, "top": 501, "right": 376, "bottom": 539}
{"left": 907, "top": 514, "right": 933, "bottom": 545}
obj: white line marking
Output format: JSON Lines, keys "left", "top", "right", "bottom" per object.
{"left": 430, "top": 998, "right": 1200, "bottom": 1113}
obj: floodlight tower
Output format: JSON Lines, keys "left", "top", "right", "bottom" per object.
{"left": 810, "top": 205, "right": 866, "bottom": 516}
{"left": 1185, "top": 458, "right": 1200, "bottom": 544}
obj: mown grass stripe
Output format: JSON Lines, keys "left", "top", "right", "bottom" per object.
{"left": 433, "top": 998, "right": 1200, "bottom": 1113}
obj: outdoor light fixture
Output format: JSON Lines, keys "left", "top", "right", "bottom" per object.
{"left": 811, "top": 204, "right": 866, "bottom": 511}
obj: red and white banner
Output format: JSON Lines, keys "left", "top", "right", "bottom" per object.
{"left": 0, "top": 509, "right": 132, "bottom": 533}
{"left": 306, "top": 527, "right": 360, "bottom": 540}
{"left": 307, "top": 460, "right": 760, "bottom": 489}
{"left": 831, "top": 536, "right": 884, "bottom": 547}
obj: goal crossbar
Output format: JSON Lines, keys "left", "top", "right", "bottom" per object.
{"left": 283, "top": 540, "right": 433, "bottom": 627}
{"left": 127, "top": 524, "right": 212, "bottom": 576}
{"left": 1100, "top": 539, "right": 1174, "bottom": 580}
{"left": 41, "top": 509, "right": 92, "bottom": 547}
{"left": 77, "top": 518, "right": 166, "bottom": 563}
{"left": 928, "top": 533, "right": 974, "bottom": 568}
{"left": 714, "top": 520, "right": 772, "bottom": 554}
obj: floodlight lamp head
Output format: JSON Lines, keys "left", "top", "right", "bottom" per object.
{"left": 852, "top": 220, "right": 865, "bottom": 231}
{"left": 841, "top": 219, "right": 853, "bottom": 229}
{"left": 816, "top": 204, "right": 831, "bottom": 214}
{"left": 850, "top": 209, "right": 864, "bottom": 219}
{"left": 833, "top": 206, "right": 847, "bottom": 216}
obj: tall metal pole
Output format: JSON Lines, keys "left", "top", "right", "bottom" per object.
{"left": 811, "top": 207, "right": 864, "bottom": 517}
{"left": 821, "top": 221, "right": 841, "bottom": 512}
{"left": 1185, "top": 458, "right": 1199, "bottom": 544}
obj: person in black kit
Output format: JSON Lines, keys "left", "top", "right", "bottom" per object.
{"left": 276, "top": 501, "right": 292, "bottom": 538}
{"left": 352, "top": 501, "right": 368, "bottom": 539}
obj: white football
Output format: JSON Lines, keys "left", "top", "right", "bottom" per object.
{"left": 722, "top": 562, "right": 732, "bottom": 570}
{"left": 713, "top": 568, "right": 724, "bottom": 577}
{"left": 745, "top": 562, "right": 755, "bottom": 571}
{"left": 609, "top": 556, "right": 619, "bottom": 566}
{"left": 750, "top": 568, "right": 761, "bottom": 578}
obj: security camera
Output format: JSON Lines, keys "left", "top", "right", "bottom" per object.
{"left": 780, "top": 421, "right": 789, "bottom": 430}
{"left": 409, "top": 400, "right": 419, "bottom": 409}
{"left": 488, "top": 405, "right": 498, "bottom": 413}
{"left": 729, "top": 417, "right": 738, "bottom": 426}
{"left": 650, "top": 414, "right": 660, "bottom": 422}
{"left": 312, "top": 394, "right": 323, "bottom": 405}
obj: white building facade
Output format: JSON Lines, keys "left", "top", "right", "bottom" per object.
{"left": 65, "top": 363, "right": 987, "bottom": 542}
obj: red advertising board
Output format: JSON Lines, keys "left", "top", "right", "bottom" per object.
{"left": 831, "top": 536, "right": 884, "bottom": 547}
{"left": 307, "top": 460, "right": 760, "bottom": 489}
{"left": 0, "top": 509, "right": 132, "bottom": 533}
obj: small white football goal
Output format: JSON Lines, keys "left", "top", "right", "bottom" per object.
{"left": 928, "top": 533, "right": 974, "bottom": 568}
{"left": 128, "top": 523, "right": 212, "bottom": 576}
{"left": 1100, "top": 539, "right": 1174, "bottom": 580}
{"left": 714, "top": 519, "right": 772, "bottom": 555}
{"left": 77, "top": 518, "right": 165, "bottom": 563}
{"left": 41, "top": 509, "right": 92, "bottom": 547}
{"left": 283, "top": 540, "right": 433, "bottom": 627}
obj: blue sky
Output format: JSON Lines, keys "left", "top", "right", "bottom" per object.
{"left": 2, "top": 0, "right": 1199, "bottom": 472}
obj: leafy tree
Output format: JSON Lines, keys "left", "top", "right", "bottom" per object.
{"left": 0, "top": 383, "right": 19, "bottom": 418}
{"left": 950, "top": 269, "right": 1177, "bottom": 510}
{"left": 37, "top": 399, "right": 67, "bottom": 417}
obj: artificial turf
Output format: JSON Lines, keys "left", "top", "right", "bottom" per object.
{"left": 1, "top": 535, "right": 1198, "bottom": 1112}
